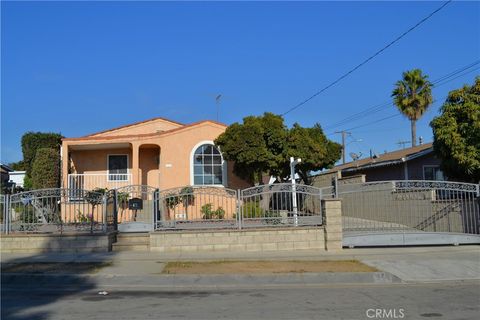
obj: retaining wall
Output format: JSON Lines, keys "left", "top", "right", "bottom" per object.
{"left": 0, "top": 232, "right": 116, "bottom": 253}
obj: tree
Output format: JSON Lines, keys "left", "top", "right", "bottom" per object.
{"left": 430, "top": 77, "right": 480, "bottom": 182}
{"left": 286, "top": 124, "right": 342, "bottom": 184}
{"left": 31, "top": 148, "right": 61, "bottom": 189}
{"left": 215, "top": 113, "right": 341, "bottom": 184}
{"left": 21, "top": 132, "right": 63, "bottom": 189}
{"left": 215, "top": 112, "right": 287, "bottom": 184}
{"left": 392, "top": 69, "right": 433, "bottom": 147}
{"left": 8, "top": 160, "right": 26, "bottom": 171}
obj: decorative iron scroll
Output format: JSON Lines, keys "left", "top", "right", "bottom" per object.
{"left": 115, "top": 185, "right": 158, "bottom": 194}
{"left": 159, "top": 186, "right": 237, "bottom": 198}
{"left": 241, "top": 183, "right": 321, "bottom": 197}
{"left": 9, "top": 188, "right": 105, "bottom": 203}
{"left": 395, "top": 180, "right": 478, "bottom": 192}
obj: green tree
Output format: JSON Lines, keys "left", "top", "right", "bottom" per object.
{"left": 8, "top": 160, "right": 26, "bottom": 171}
{"left": 430, "top": 77, "right": 480, "bottom": 182}
{"left": 215, "top": 113, "right": 341, "bottom": 184}
{"left": 31, "top": 148, "right": 61, "bottom": 189}
{"left": 21, "top": 132, "right": 63, "bottom": 189}
{"left": 392, "top": 69, "right": 433, "bottom": 147}
{"left": 215, "top": 112, "right": 287, "bottom": 184}
{"left": 286, "top": 123, "right": 342, "bottom": 184}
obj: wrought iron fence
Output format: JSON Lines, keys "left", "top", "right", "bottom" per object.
{"left": 240, "top": 183, "right": 326, "bottom": 228}
{"left": 339, "top": 180, "right": 480, "bottom": 235}
{"left": 5, "top": 188, "right": 107, "bottom": 234}
{"left": 156, "top": 186, "right": 239, "bottom": 230}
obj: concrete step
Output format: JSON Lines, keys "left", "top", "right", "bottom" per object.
{"left": 115, "top": 234, "right": 150, "bottom": 245}
{"left": 112, "top": 243, "right": 150, "bottom": 252}
{"left": 113, "top": 233, "right": 150, "bottom": 252}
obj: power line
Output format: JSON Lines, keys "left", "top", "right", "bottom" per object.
{"left": 323, "top": 59, "right": 480, "bottom": 130}
{"left": 281, "top": 0, "right": 452, "bottom": 116}
{"left": 327, "top": 95, "right": 447, "bottom": 136}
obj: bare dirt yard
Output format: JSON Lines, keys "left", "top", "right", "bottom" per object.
{"left": 162, "top": 260, "right": 378, "bottom": 274}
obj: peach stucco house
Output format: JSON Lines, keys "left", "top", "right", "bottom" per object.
{"left": 61, "top": 117, "right": 250, "bottom": 192}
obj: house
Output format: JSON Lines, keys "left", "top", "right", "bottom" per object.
{"left": 9, "top": 171, "right": 26, "bottom": 188}
{"left": 61, "top": 117, "right": 251, "bottom": 192}
{"left": 312, "top": 142, "right": 444, "bottom": 187}
{"left": 0, "top": 163, "right": 13, "bottom": 188}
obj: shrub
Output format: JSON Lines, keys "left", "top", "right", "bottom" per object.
{"left": 31, "top": 148, "right": 61, "bottom": 189}
{"left": 201, "top": 203, "right": 226, "bottom": 220}
{"left": 242, "top": 201, "right": 264, "bottom": 218}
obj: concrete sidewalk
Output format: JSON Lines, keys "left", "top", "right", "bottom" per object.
{"left": 2, "top": 245, "right": 479, "bottom": 283}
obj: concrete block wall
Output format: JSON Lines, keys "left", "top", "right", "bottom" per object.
{"left": 150, "top": 228, "right": 326, "bottom": 253}
{"left": 0, "top": 233, "right": 115, "bottom": 253}
{"left": 323, "top": 199, "right": 343, "bottom": 251}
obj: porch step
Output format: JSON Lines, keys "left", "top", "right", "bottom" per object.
{"left": 112, "top": 233, "right": 150, "bottom": 252}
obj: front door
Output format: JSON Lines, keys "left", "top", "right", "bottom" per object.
{"left": 115, "top": 185, "right": 158, "bottom": 232}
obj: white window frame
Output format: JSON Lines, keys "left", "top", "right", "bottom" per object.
{"left": 107, "top": 154, "right": 129, "bottom": 182}
{"left": 422, "top": 165, "right": 444, "bottom": 181}
{"left": 190, "top": 140, "right": 227, "bottom": 187}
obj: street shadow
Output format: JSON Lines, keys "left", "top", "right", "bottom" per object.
{"left": 1, "top": 233, "right": 117, "bottom": 320}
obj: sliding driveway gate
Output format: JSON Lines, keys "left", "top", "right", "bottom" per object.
{"left": 338, "top": 180, "right": 480, "bottom": 247}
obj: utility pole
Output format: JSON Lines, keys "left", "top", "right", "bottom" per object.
{"left": 335, "top": 131, "right": 351, "bottom": 164}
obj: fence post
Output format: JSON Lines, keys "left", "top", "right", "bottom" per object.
{"left": 102, "top": 195, "right": 107, "bottom": 233}
{"left": 5, "top": 194, "right": 10, "bottom": 235}
{"left": 333, "top": 176, "right": 339, "bottom": 198}
{"left": 322, "top": 198, "right": 342, "bottom": 251}
{"left": 153, "top": 190, "right": 158, "bottom": 231}
{"left": 237, "top": 190, "right": 242, "bottom": 230}
{"left": 113, "top": 189, "right": 118, "bottom": 231}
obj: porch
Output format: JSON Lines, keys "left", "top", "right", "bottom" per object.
{"left": 63, "top": 142, "right": 161, "bottom": 190}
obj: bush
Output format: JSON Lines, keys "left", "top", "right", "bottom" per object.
{"left": 201, "top": 203, "right": 226, "bottom": 220}
{"left": 21, "top": 132, "right": 63, "bottom": 176}
{"left": 31, "top": 148, "right": 61, "bottom": 189}
{"left": 242, "top": 201, "right": 264, "bottom": 218}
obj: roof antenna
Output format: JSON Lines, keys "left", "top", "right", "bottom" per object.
{"left": 215, "top": 94, "right": 222, "bottom": 122}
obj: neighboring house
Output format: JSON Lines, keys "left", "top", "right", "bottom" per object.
{"left": 312, "top": 143, "right": 445, "bottom": 187}
{"left": 1, "top": 163, "right": 13, "bottom": 188}
{"left": 9, "top": 171, "right": 26, "bottom": 188}
{"left": 61, "top": 117, "right": 251, "bottom": 191}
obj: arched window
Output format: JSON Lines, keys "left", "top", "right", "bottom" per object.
{"left": 192, "top": 144, "right": 224, "bottom": 185}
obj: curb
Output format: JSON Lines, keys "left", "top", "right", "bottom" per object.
{"left": 1, "top": 272, "right": 402, "bottom": 290}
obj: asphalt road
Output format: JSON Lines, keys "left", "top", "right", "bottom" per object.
{"left": 2, "top": 282, "right": 479, "bottom": 320}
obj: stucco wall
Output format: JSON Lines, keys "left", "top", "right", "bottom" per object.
{"left": 64, "top": 122, "right": 252, "bottom": 190}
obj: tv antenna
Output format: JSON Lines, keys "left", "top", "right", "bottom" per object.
{"left": 215, "top": 94, "right": 222, "bottom": 121}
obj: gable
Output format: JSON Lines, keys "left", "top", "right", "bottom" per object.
{"left": 87, "top": 117, "right": 183, "bottom": 137}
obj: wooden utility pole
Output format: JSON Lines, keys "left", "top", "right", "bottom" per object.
{"left": 335, "top": 131, "right": 351, "bottom": 164}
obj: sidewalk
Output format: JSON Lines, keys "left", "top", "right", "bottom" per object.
{"left": 2, "top": 245, "right": 479, "bottom": 284}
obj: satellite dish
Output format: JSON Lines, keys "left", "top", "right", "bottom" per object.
{"left": 349, "top": 152, "right": 359, "bottom": 161}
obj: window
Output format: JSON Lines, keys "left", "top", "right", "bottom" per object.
{"left": 108, "top": 155, "right": 128, "bottom": 181}
{"left": 193, "top": 144, "right": 224, "bottom": 185}
{"left": 423, "top": 166, "right": 444, "bottom": 181}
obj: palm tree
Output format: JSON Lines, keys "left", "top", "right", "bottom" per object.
{"left": 392, "top": 69, "right": 433, "bottom": 147}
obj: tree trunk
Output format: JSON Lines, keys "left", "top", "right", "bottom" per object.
{"left": 411, "top": 119, "right": 417, "bottom": 147}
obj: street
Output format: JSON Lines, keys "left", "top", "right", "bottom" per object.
{"left": 2, "top": 282, "right": 479, "bottom": 320}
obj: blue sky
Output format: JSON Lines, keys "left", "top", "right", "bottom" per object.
{"left": 1, "top": 1, "right": 479, "bottom": 164}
